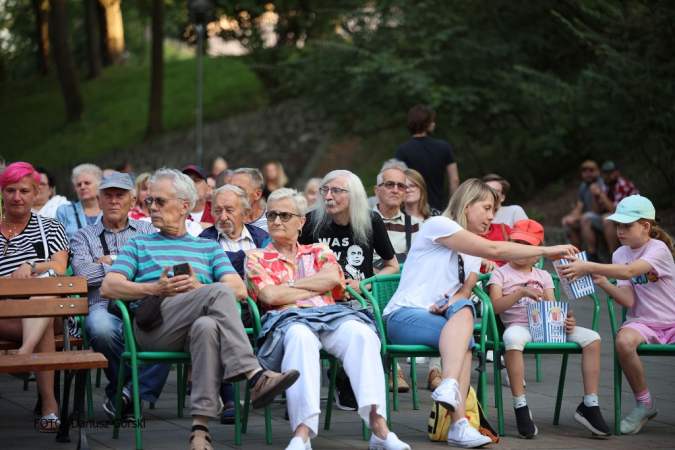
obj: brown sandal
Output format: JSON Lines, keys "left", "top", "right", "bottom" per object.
{"left": 189, "top": 425, "right": 213, "bottom": 450}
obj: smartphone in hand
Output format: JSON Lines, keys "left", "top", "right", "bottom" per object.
{"left": 435, "top": 295, "right": 450, "bottom": 309}
{"left": 173, "top": 263, "right": 190, "bottom": 276}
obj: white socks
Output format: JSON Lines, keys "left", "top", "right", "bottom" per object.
{"left": 584, "top": 394, "right": 598, "bottom": 407}
{"left": 513, "top": 395, "right": 527, "bottom": 409}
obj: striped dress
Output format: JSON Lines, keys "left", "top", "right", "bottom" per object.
{"left": 111, "top": 232, "right": 236, "bottom": 283}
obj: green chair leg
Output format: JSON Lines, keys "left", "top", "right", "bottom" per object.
{"left": 242, "top": 382, "right": 250, "bottom": 433}
{"left": 96, "top": 368, "right": 102, "bottom": 387}
{"left": 410, "top": 358, "right": 419, "bottom": 410}
{"left": 536, "top": 354, "right": 542, "bottom": 382}
{"left": 176, "top": 364, "right": 184, "bottom": 418}
{"left": 391, "top": 357, "right": 399, "bottom": 411}
{"left": 384, "top": 364, "right": 391, "bottom": 429}
{"left": 265, "top": 405, "right": 272, "bottom": 445}
{"left": 362, "top": 421, "right": 369, "bottom": 440}
{"left": 614, "top": 348, "right": 622, "bottom": 435}
{"left": 234, "top": 381, "right": 241, "bottom": 445}
{"left": 553, "top": 354, "right": 568, "bottom": 425}
{"left": 324, "top": 358, "right": 339, "bottom": 430}
{"left": 493, "top": 355, "right": 504, "bottom": 436}
{"left": 23, "top": 378, "right": 29, "bottom": 391}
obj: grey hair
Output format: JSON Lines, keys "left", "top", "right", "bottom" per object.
{"left": 71, "top": 163, "right": 103, "bottom": 186}
{"left": 233, "top": 167, "right": 264, "bottom": 191}
{"left": 212, "top": 184, "right": 251, "bottom": 214}
{"left": 376, "top": 159, "right": 407, "bottom": 185}
{"left": 313, "top": 170, "right": 372, "bottom": 247}
{"left": 150, "top": 168, "right": 198, "bottom": 213}
{"left": 268, "top": 187, "right": 308, "bottom": 217}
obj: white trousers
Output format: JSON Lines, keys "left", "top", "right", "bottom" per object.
{"left": 281, "top": 320, "right": 387, "bottom": 438}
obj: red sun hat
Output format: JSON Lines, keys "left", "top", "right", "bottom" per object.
{"left": 510, "top": 219, "right": 545, "bottom": 246}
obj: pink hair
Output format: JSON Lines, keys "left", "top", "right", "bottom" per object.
{"left": 0, "top": 162, "right": 41, "bottom": 191}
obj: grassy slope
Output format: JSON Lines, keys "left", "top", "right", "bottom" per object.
{"left": 0, "top": 56, "right": 266, "bottom": 168}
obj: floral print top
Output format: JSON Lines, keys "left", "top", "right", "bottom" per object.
{"left": 245, "top": 242, "right": 346, "bottom": 313}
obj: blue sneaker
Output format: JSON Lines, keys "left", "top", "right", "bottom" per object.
{"left": 620, "top": 401, "right": 658, "bottom": 435}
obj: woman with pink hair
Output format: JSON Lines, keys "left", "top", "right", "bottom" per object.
{"left": 1, "top": 162, "right": 69, "bottom": 432}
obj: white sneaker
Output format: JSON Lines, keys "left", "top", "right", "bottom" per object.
{"left": 446, "top": 418, "right": 492, "bottom": 448}
{"left": 406, "top": 357, "right": 428, "bottom": 363}
{"left": 285, "top": 436, "right": 311, "bottom": 450}
{"left": 369, "top": 431, "right": 411, "bottom": 449}
{"left": 486, "top": 351, "right": 493, "bottom": 362}
{"left": 431, "top": 378, "right": 461, "bottom": 412}
{"left": 501, "top": 368, "right": 526, "bottom": 388}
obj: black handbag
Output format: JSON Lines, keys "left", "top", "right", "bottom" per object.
{"left": 134, "top": 294, "right": 167, "bottom": 331}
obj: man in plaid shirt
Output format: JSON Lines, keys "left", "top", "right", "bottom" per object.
{"left": 584, "top": 160, "right": 639, "bottom": 259}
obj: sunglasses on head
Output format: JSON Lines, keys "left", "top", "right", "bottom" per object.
{"left": 266, "top": 211, "right": 300, "bottom": 222}
{"left": 458, "top": 254, "right": 465, "bottom": 285}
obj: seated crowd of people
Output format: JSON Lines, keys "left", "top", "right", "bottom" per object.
{"left": 0, "top": 133, "right": 673, "bottom": 449}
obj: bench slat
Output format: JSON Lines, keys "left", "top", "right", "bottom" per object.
{"left": 0, "top": 297, "right": 89, "bottom": 319}
{"left": 0, "top": 350, "right": 107, "bottom": 373}
{"left": 0, "top": 336, "right": 84, "bottom": 351}
{"left": 0, "top": 277, "right": 88, "bottom": 297}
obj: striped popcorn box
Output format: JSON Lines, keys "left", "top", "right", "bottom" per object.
{"left": 553, "top": 251, "right": 596, "bottom": 300}
{"left": 527, "top": 302, "right": 568, "bottom": 343}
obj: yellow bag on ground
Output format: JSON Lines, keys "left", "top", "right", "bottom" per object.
{"left": 428, "top": 386, "right": 499, "bottom": 443}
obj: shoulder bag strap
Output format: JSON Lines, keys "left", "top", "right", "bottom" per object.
{"left": 36, "top": 214, "right": 50, "bottom": 261}
{"left": 405, "top": 213, "right": 412, "bottom": 252}
{"left": 500, "top": 224, "right": 510, "bottom": 242}
{"left": 98, "top": 232, "right": 110, "bottom": 256}
{"left": 71, "top": 201, "right": 83, "bottom": 229}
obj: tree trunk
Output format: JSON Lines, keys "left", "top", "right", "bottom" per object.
{"left": 144, "top": 0, "right": 163, "bottom": 140}
{"left": 97, "top": 1, "right": 111, "bottom": 65}
{"left": 98, "top": 0, "right": 125, "bottom": 65}
{"left": 32, "top": 0, "right": 50, "bottom": 75}
{"left": 50, "top": 0, "right": 85, "bottom": 123}
{"left": 84, "top": 0, "right": 103, "bottom": 78}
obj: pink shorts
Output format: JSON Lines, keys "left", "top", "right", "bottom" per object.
{"left": 620, "top": 322, "right": 675, "bottom": 345}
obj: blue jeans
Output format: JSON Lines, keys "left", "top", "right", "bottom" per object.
{"left": 384, "top": 299, "right": 476, "bottom": 350}
{"left": 85, "top": 305, "right": 172, "bottom": 402}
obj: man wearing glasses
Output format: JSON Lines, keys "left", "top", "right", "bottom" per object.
{"left": 560, "top": 160, "right": 604, "bottom": 253}
{"left": 372, "top": 167, "right": 422, "bottom": 265}
{"left": 101, "top": 169, "right": 300, "bottom": 446}
{"left": 71, "top": 171, "right": 171, "bottom": 421}
{"left": 299, "top": 169, "right": 399, "bottom": 410}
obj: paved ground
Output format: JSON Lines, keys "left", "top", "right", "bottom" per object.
{"left": 2, "top": 278, "right": 674, "bottom": 449}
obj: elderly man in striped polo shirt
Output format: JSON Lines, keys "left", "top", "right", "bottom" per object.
{"left": 71, "top": 171, "right": 172, "bottom": 421}
{"left": 101, "top": 168, "right": 299, "bottom": 449}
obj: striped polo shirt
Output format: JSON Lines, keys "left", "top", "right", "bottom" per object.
{"left": 111, "top": 232, "right": 236, "bottom": 284}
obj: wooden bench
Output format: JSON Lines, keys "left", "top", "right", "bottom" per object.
{"left": 0, "top": 277, "right": 108, "bottom": 450}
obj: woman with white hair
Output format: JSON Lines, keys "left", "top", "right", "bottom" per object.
{"left": 383, "top": 179, "right": 579, "bottom": 448}
{"left": 246, "top": 188, "right": 410, "bottom": 450}
{"left": 55, "top": 163, "right": 103, "bottom": 241}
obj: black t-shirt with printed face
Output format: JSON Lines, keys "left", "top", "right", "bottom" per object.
{"left": 395, "top": 136, "right": 456, "bottom": 211}
{"left": 299, "top": 210, "right": 395, "bottom": 281}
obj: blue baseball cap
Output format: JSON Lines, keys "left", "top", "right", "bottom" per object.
{"left": 605, "top": 195, "right": 656, "bottom": 223}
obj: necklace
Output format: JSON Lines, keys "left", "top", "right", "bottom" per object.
{"left": 274, "top": 245, "right": 297, "bottom": 254}
{"left": 2, "top": 216, "right": 25, "bottom": 239}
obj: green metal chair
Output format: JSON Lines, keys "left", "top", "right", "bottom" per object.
{"left": 474, "top": 273, "right": 601, "bottom": 436}
{"left": 607, "top": 290, "right": 675, "bottom": 435}
{"left": 360, "top": 274, "right": 490, "bottom": 426}
{"left": 112, "top": 299, "right": 192, "bottom": 450}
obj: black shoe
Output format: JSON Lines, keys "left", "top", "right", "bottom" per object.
{"left": 331, "top": 368, "right": 357, "bottom": 411}
{"left": 574, "top": 402, "right": 612, "bottom": 436}
{"left": 103, "top": 388, "right": 143, "bottom": 422}
{"left": 514, "top": 405, "right": 538, "bottom": 439}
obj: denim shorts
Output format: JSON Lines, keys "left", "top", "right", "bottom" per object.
{"left": 383, "top": 299, "right": 476, "bottom": 350}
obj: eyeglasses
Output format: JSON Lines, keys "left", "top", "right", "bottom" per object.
{"left": 319, "top": 186, "right": 349, "bottom": 197}
{"left": 144, "top": 197, "right": 186, "bottom": 208}
{"left": 266, "top": 211, "right": 301, "bottom": 222}
{"left": 458, "top": 254, "right": 465, "bottom": 285}
{"left": 405, "top": 184, "right": 419, "bottom": 192}
{"left": 378, "top": 181, "right": 408, "bottom": 191}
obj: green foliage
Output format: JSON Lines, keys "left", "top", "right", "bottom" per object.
{"left": 0, "top": 56, "right": 266, "bottom": 167}
{"left": 284, "top": 0, "right": 675, "bottom": 204}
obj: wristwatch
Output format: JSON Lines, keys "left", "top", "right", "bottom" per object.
{"left": 110, "top": 255, "right": 117, "bottom": 262}
{"left": 25, "top": 260, "right": 37, "bottom": 275}
{"left": 287, "top": 279, "right": 295, "bottom": 288}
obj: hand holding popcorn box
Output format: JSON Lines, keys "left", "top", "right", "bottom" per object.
{"left": 552, "top": 251, "right": 596, "bottom": 300}
{"left": 527, "top": 302, "right": 569, "bottom": 343}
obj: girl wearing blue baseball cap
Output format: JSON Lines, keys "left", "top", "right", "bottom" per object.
{"left": 559, "top": 195, "right": 675, "bottom": 435}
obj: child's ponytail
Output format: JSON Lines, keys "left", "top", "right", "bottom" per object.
{"left": 642, "top": 219, "right": 675, "bottom": 259}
